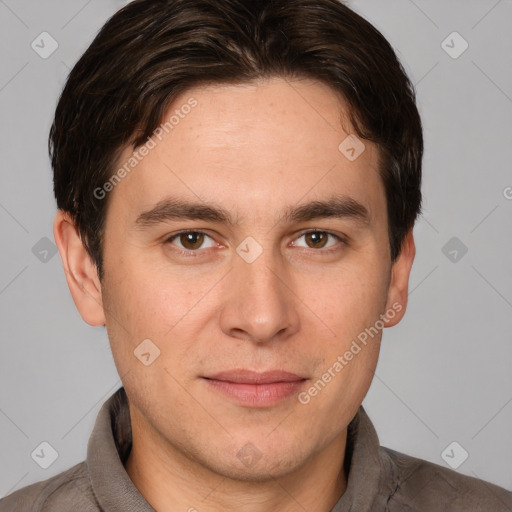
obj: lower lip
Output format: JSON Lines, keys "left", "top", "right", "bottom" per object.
{"left": 204, "top": 379, "right": 306, "bottom": 407}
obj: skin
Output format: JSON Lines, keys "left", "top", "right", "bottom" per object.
{"left": 54, "top": 77, "right": 415, "bottom": 512}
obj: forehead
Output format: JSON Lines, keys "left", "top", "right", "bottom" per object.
{"left": 106, "top": 77, "right": 385, "bottom": 228}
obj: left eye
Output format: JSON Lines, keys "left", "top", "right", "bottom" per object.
{"left": 292, "top": 231, "right": 341, "bottom": 250}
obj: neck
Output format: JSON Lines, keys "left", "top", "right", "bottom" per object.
{"left": 125, "top": 411, "right": 348, "bottom": 512}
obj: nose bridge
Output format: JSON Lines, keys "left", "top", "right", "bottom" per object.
{"left": 219, "top": 238, "right": 299, "bottom": 343}
{"left": 240, "top": 246, "right": 282, "bottom": 300}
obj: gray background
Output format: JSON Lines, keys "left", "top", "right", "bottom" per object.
{"left": 1, "top": 0, "right": 511, "bottom": 497}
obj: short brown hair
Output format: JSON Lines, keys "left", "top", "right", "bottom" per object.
{"left": 50, "top": 0, "right": 423, "bottom": 281}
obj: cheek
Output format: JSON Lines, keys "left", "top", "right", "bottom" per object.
{"left": 101, "top": 254, "right": 224, "bottom": 384}
{"left": 102, "top": 250, "right": 194, "bottom": 336}
{"left": 298, "top": 259, "right": 390, "bottom": 344}
{"left": 302, "top": 258, "right": 389, "bottom": 411}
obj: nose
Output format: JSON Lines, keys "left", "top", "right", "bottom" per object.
{"left": 218, "top": 246, "right": 300, "bottom": 345}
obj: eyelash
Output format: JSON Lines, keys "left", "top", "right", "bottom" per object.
{"left": 164, "top": 229, "right": 347, "bottom": 257}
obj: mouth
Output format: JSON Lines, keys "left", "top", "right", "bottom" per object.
{"left": 202, "top": 370, "right": 308, "bottom": 408}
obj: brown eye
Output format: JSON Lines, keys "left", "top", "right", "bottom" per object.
{"left": 179, "top": 232, "right": 205, "bottom": 250}
{"left": 167, "top": 231, "right": 216, "bottom": 251}
{"left": 304, "top": 231, "right": 329, "bottom": 248}
{"left": 294, "top": 230, "right": 342, "bottom": 250}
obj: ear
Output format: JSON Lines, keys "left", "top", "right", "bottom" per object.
{"left": 383, "top": 228, "right": 416, "bottom": 328}
{"left": 53, "top": 209, "right": 106, "bottom": 326}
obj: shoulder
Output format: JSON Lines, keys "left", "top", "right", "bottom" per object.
{"left": 0, "top": 462, "right": 100, "bottom": 512}
{"left": 380, "top": 446, "right": 512, "bottom": 511}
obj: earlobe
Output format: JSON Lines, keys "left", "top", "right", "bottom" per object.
{"left": 53, "top": 209, "right": 106, "bottom": 327}
{"left": 383, "top": 229, "right": 416, "bottom": 328}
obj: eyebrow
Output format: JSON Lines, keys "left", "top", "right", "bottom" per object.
{"left": 133, "top": 195, "right": 370, "bottom": 229}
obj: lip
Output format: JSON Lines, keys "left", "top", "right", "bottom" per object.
{"left": 203, "top": 370, "right": 307, "bottom": 407}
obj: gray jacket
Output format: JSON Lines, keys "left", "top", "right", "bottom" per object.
{"left": 1, "top": 387, "right": 511, "bottom": 511}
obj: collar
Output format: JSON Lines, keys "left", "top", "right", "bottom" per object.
{"left": 87, "top": 387, "right": 154, "bottom": 512}
{"left": 87, "top": 387, "right": 394, "bottom": 512}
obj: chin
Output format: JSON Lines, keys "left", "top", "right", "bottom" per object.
{"left": 200, "top": 438, "right": 309, "bottom": 483}
{"left": 208, "top": 456, "right": 304, "bottom": 483}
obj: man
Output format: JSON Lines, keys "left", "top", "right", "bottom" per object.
{"left": 1, "top": 0, "right": 511, "bottom": 510}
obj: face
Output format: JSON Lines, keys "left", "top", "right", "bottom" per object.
{"left": 61, "top": 77, "right": 414, "bottom": 481}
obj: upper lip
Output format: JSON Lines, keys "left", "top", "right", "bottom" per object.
{"left": 204, "top": 370, "right": 306, "bottom": 384}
